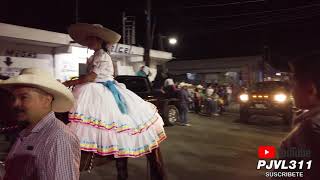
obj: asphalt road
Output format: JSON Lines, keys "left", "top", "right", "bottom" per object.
{"left": 80, "top": 112, "right": 291, "bottom": 180}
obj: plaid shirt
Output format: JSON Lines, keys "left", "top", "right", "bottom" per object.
{"left": 4, "top": 112, "right": 80, "bottom": 180}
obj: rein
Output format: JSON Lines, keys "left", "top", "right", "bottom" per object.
{"left": 0, "top": 125, "right": 19, "bottom": 133}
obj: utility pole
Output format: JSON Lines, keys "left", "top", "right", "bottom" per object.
{"left": 75, "top": 0, "right": 79, "bottom": 23}
{"left": 158, "top": 34, "right": 164, "bottom": 51}
{"left": 262, "top": 45, "right": 269, "bottom": 82}
{"left": 144, "top": 0, "right": 151, "bottom": 66}
{"left": 262, "top": 0, "right": 271, "bottom": 82}
{"left": 122, "top": 13, "right": 136, "bottom": 45}
{"left": 122, "top": 12, "right": 126, "bottom": 44}
{"left": 151, "top": 17, "right": 156, "bottom": 50}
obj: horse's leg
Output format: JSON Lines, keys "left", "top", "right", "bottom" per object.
{"left": 146, "top": 147, "right": 166, "bottom": 180}
{"left": 115, "top": 157, "right": 128, "bottom": 180}
{"left": 80, "top": 151, "right": 95, "bottom": 172}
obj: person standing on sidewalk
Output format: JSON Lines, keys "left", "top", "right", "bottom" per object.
{"left": 204, "top": 84, "right": 219, "bottom": 116}
{"left": 194, "top": 85, "right": 203, "bottom": 114}
{"left": 226, "top": 85, "right": 233, "bottom": 106}
{"left": 177, "top": 83, "right": 191, "bottom": 126}
{"left": 1, "top": 68, "right": 80, "bottom": 180}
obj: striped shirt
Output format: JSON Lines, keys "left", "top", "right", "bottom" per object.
{"left": 4, "top": 112, "right": 80, "bottom": 180}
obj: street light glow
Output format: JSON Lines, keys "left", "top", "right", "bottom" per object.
{"left": 169, "top": 38, "right": 177, "bottom": 45}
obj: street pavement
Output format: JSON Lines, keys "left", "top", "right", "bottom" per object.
{"left": 80, "top": 112, "right": 291, "bottom": 180}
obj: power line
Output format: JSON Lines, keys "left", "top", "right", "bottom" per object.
{"left": 183, "top": 0, "right": 265, "bottom": 9}
{"left": 179, "top": 3, "right": 320, "bottom": 32}
{"left": 204, "top": 12, "right": 320, "bottom": 32}
{"left": 163, "top": 3, "right": 320, "bottom": 33}
{"left": 186, "top": 7, "right": 320, "bottom": 29}
{"left": 190, "top": 3, "right": 320, "bottom": 20}
{"left": 183, "top": 11, "right": 320, "bottom": 34}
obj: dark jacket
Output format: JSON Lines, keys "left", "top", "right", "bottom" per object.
{"left": 164, "top": 85, "right": 178, "bottom": 98}
{"left": 178, "top": 89, "right": 190, "bottom": 110}
{"left": 279, "top": 106, "right": 320, "bottom": 180}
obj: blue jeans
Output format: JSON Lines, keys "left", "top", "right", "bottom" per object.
{"left": 179, "top": 104, "right": 188, "bottom": 124}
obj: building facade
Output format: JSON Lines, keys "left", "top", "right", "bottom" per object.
{"left": 0, "top": 23, "right": 172, "bottom": 81}
{"left": 167, "top": 56, "right": 277, "bottom": 86}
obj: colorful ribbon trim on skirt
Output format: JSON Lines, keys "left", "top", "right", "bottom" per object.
{"left": 99, "top": 81, "right": 128, "bottom": 114}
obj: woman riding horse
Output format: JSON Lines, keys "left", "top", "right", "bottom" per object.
{"left": 62, "top": 23, "right": 166, "bottom": 180}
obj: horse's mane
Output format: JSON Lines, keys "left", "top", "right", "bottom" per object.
{"left": 0, "top": 89, "right": 16, "bottom": 128}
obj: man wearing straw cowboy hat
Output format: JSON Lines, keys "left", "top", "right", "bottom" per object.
{"left": 1, "top": 68, "right": 80, "bottom": 180}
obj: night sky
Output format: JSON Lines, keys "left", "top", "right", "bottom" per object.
{"left": 1, "top": 0, "right": 320, "bottom": 68}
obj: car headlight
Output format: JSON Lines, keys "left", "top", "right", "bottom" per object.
{"left": 274, "top": 94, "right": 287, "bottom": 103}
{"left": 239, "top": 94, "right": 249, "bottom": 102}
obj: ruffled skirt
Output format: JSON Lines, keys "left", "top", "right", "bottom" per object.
{"left": 68, "top": 82, "right": 166, "bottom": 158}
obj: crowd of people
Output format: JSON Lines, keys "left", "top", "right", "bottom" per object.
{"left": 150, "top": 76, "right": 236, "bottom": 126}
{"left": 189, "top": 83, "right": 234, "bottom": 115}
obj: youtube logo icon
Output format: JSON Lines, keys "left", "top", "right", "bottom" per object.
{"left": 258, "top": 146, "right": 276, "bottom": 159}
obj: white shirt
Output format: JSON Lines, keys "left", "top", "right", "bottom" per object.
{"left": 206, "top": 88, "right": 214, "bottom": 96}
{"left": 87, "top": 49, "right": 114, "bottom": 82}
{"left": 227, "top": 87, "right": 232, "bottom": 94}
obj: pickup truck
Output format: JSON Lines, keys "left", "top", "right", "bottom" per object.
{"left": 115, "top": 75, "right": 180, "bottom": 126}
{"left": 238, "top": 81, "right": 295, "bottom": 125}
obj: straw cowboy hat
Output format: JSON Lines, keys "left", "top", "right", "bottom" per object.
{"left": 0, "top": 68, "right": 75, "bottom": 112}
{"left": 68, "top": 23, "right": 121, "bottom": 46}
{"left": 178, "top": 82, "right": 187, "bottom": 88}
{"left": 196, "top": 85, "right": 204, "bottom": 89}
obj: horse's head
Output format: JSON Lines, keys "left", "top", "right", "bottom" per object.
{"left": 0, "top": 89, "right": 17, "bottom": 128}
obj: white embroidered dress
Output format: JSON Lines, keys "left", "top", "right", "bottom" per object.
{"left": 68, "top": 49, "right": 166, "bottom": 158}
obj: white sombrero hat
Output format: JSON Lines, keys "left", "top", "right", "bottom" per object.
{"left": 0, "top": 68, "right": 75, "bottom": 112}
{"left": 164, "top": 78, "right": 174, "bottom": 86}
{"left": 68, "top": 23, "right": 121, "bottom": 46}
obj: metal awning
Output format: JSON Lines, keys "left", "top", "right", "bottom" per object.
{"left": 0, "top": 23, "right": 71, "bottom": 47}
